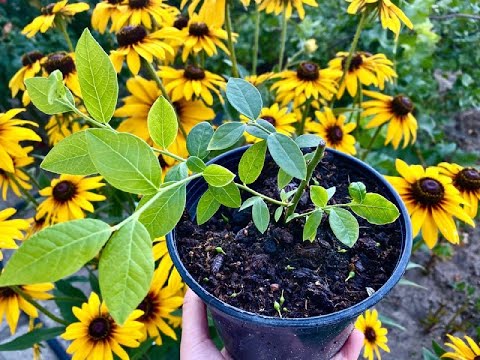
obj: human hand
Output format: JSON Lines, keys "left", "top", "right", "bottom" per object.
{"left": 180, "top": 289, "right": 365, "bottom": 360}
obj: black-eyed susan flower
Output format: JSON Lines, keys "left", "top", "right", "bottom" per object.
{"left": 43, "top": 52, "right": 82, "bottom": 98}
{"left": 271, "top": 61, "right": 342, "bottom": 107}
{"left": 114, "top": 0, "right": 179, "bottom": 31}
{"left": 0, "top": 208, "right": 30, "bottom": 261}
{"left": 62, "top": 292, "right": 144, "bottom": 360}
{"left": 22, "top": 0, "right": 89, "bottom": 38}
{"left": 306, "top": 107, "right": 357, "bottom": 155}
{"left": 0, "top": 108, "right": 41, "bottom": 173}
{"left": 361, "top": 90, "right": 417, "bottom": 149}
{"left": 438, "top": 163, "right": 480, "bottom": 219}
{"left": 355, "top": 309, "right": 390, "bottom": 360}
{"left": 9, "top": 51, "right": 45, "bottom": 103}
{"left": 91, "top": 0, "right": 124, "bottom": 34}
{"left": 0, "top": 147, "right": 34, "bottom": 201}
{"left": 346, "top": 0, "right": 413, "bottom": 37}
{"left": 45, "top": 112, "right": 88, "bottom": 146}
{"left": 443, "top": 334, "right": 480, "bottom": 360}
{"left": 0, "top": 283, "right": 54, "bottom": 335}
{"left": 386, "top": 159, "right": 475, "bottom": 249}
{"left": 159, "top": 65, "right": 226, "bottom": 105}
{"left": 259, "top": 0, "right": 318, "bottom": 20}
{"left": 110, "top": 25, "right": 179, "bottom": 75}
{"left": 328, "top": 51, "right": 397, "bottom": 98}
{"left": 37, "top": 175, "right": 106, "bottom": 225}
{"left": 25, "top": 215, "right": 49, "bottom": 239}
{"left": 245, "top": 72, "right": 276, "bottom": 87}
{"left": 241, "top": 103, "right": 296, "bottom": 142}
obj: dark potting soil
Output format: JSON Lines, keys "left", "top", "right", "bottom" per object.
{"left": 175, "top": 150, "right": 403, "bottom": 318}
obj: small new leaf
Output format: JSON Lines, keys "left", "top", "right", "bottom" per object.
{"left": 310, "top": 185, "right": 329, "bottom": 208}
{"left": 303, "top": 210, "right": 323, "bottom": 242}
{"left": 348, "top": 182, "right": 366, "bottom": 203}
{"left": 274, "top": 207, "right": 283, "bottom": 222}
{"left": 252, "top": 198, "right": 270, "bottom": 234}
{"left": 147, "top": 96, "right": 178, "bottom": 148}
{"left": 328, "top": 208, "right": 359, "bottom": 248}
{"left": 197, "top": 189, "right": 221, "bottom": 225}
{"left": 226, "top": 78, "right": 263, "bottom": 120}
{"left": 203, "top": 164, "right": 235, "bottom": 187}
{"left": 239, "top": 141, "right": 267, "bottom": 184}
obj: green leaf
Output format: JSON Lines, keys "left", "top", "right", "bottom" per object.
{"left": 203, "top": 164, "right": 235, "bottom": 187}
{"left": 406, "top": 261, "right": 425, "bottom": 271}
{"left": 47, "top": 70, "right": 67, "bottom": 104}
{"left": 0, "top": 219, "right": 111, "bottom": 286}
{"left": 85, "top": 129, "right": 161, "bottom": 194}
{"left": 310, "top": 185, "right": 329, "bottom": 208}
{"left": 431, "top": 340, "right": 446, "bottom": 357}
{"left": 99, "top": 220, "right": 154, "bottom": 325}
{"left": 239, "top": 141, "right": 267, "bottom": 184}
{"left": 207, "top": 122, "right": 246, "bottom": 151}
{"left": 303, "top": 209, "right": 323, "bottom": 242}
{"left": 252, "top": 198, "right": 269, "bottom": 234}
{"left": 267, "top": 133, "right": 307, "bottom": 180}
{"left": 41, "top": 131, "right": 97, "bottom": 175}
{"left": 328, "top": 208, "right": 359, "bottom": 248}
{"left": 186, "top": 156, "right": 206, "bottom": 173}
{"left": 0, "top": 327, "right": 65, "bottom": 351}
{"left": 348, "top": 182, "right": 366, "bottom": 203}
{"left": 277, "top": 168, "right": 293, "bottom": 189}
{"left": 378, "top": 314, "right": 406, "bottom": 332}
{"left": 398, "top": 278, "right": 427, "bottom": 290}
{"left": 326, "top": 186, "right": 336, "bottom": 200}
{"left": 350, "top": 193, "right": 400, "bottom": 225}
{"left": 274, "top": 207, "right": 283, "bottom": 222}
{"left": 245, "top": 120, "right": 276, "bottom": 140}
{"left": 138, "top": 183, "right": 186, "bottom": 238}
{"left": 239, "top": 196, "right": 259, "bottom": 211}
{"left": 76, "top": 29, "right": 118, "bottom": 123}
{"left": 147, "top": 96, "right": 178, "bottom": 148}
{"left": 196, "top": 189, "right": 221, "bottom": 225}
{"left": 187, "top": 122, "right": 214, "bottom": 159}
{"left": 25, "top": 74, "right": 75, "bottom": 114}
{"left": 295, "top": 134, "right": 325, "bottom": 148}
{"left": 422, "top": 348, "right": 441, "bottom": 360}
{"left": 165, "top": 162, "right": 188, "bottom": 182}
{"left": 226, "top": 78, "right": 263, "bottom": 120}
{"left": 210, "top": 182, "right": 241, "bottom": 208}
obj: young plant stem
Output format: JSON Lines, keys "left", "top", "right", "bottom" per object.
{"left": 11, "top": 286, "right": 69, "bottom": 326}
{"left": 298, "top": 100, "right": 311, "bottom": 135}
{"left": 152, "top": 148, "right": 186, "bottom": 163}
{"left": 56, "top": 18, "right": 74, "bottom": 52}
{"left": 236, "top": 183, "right": 289, "bottom": 207}
{"left": 225, "top": 0, "right": 239, "bottom": 77}
{"left": 252, "top": 4, "right": 260, "bottom": 75}
{"left": 285, "top": 140, "right": 326, "bottom": 218}
{"left": 7, "top": 174, "right": 39, "bottom": 206}
{"left": 355, "top": 81, "right": 363, "bottom": 134}
{"left": 360, "top": 124, "right": 384, "bottom": 161}
{"left": 278, "top": 9, "right": 288, "bottom": 70}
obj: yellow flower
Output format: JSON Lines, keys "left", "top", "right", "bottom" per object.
{"left": 386, "top": 159, "right": 475, "bottom": 249}
{"left": 45, "top": 112, "right": 88, "bottom": 146}
{"left": 0, "top": 208, "right": 30, "bottom": 261}
{"left": 181, "top": 0, "right": 260, "bottom": 26}
{"left": 159, "top": 65, "right": 226, "bottom": 106}
{"left": 0, "top": 108, "right": 41, "bottom": 173}
{"left": 25, "top": 215, "right": 49, "bottom": 239}
{"left": 438, "top": 163, "right": 480, "bottom": 219}
{"left": 346, "top": 0, "right": 413, "bottom": 37}
{"left": 9, "top": 51, "right": 45, "bottom": 101}
{"left": 361, "top": 90, "right": 417, "bottom": 149}
{"left": 62, "top": 292, "right": 144, "bottom": 360}
{"left": 37, "top": 175, "right": 106, "bottom": 225}
{"left": 22, "top": 0, "right": 89, "bottom": 38}
{"left": 241, "top": 103, "right": 297, "bottom": 142}
{"left": 114, "top": 0, "right": 179, "bottom": 31}
{"left": 43, "top": 52, "right": 82, "bottom": 98}
{"left": 328, "top": 51, "right": 397, "bottom": 98}
{"left": 306, "top": 107, "right": 357, "bottom": 155}
{"left": 259, "top": 0, "right": 318, "bottom": 20}
{"left": 91, "top": 0, "right": 124, "bottom": 34}
{"left": 443, "top": 334, "right": 480, "bottom": 360}
{"left": 271, "top": 61, "right": 342, "bottom": 107}
{"left": 0, "top": 147, "right": 34, "bottom": 201}
{"left": 245, "top": 72, "right": 276, "bottom": 87}
{"left": 355, "top": 309, "right": 390, "bottom": 360}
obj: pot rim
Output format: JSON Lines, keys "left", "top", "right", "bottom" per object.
{"left": 167, "top": 146, "right": 412, "bottom": 327}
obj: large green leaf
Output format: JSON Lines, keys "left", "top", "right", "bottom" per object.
{"left": 238, "top": 140, "right": 267, "bottom": 184}
{"left": 350, "top": 193, "right": 400, "bottom": 225}
{"left": 41, "top": 130, "right": 97, "bottom": 175}
{"left": 76, "top": 29, "right": 118, "bottom": 123}
{"left": 267, "top": 133, "right": 307, "bottom": 180}
{"left": 328, "top": 208, "right": 359, "bottom": 248}
{"left": 99, "top": 220, "right": 154, "bottom": 325}
{"left": 187, "top": 122, "right": 214, "bottom": 159}
{"left": 85, "top": 129, "right": 161, "bottom": 194}
{"left": 252, "top": 198, "right": 270, "bottom": 234}
{"left": 147, "top": 96, "right": 178, "bottom": 149}
{"left": 226, "top": 78, "right": 263, "bottom": 120}
{"left": 196, "top": 189, "right": 221, "bottom": 225}
{"left": 25, "top": 74, "right": 75, "bottom": 115}
{"left": 210, "top": 182, "right": 241, "bottom": 208}
{"left": 0, "top": 327, "right": 65, "bottom": 351}
{"left": 138, "top": 183, "right": 186, "bottom": 238}
{"left": 0, "top": 219, "right": 112, "bottom": 286}
{"left": 203, "top": 164, "right": 235, "bottom": 187}
{"left": 207, "top": 122, "right": 246, "bottom": 151}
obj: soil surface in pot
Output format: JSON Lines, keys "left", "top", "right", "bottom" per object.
{"left": 176, "top": 151, "right": 403, "bottom": 318}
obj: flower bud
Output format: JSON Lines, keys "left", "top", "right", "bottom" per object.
{"left": 304, "top": 39, "right": 318, "bottom": 54}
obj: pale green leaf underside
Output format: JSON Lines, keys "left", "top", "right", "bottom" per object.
{"left": 147, "top": 96, "right": 178, "bottom": 149}
{"left": 207, "top": 122, "right": 246, "bottom": 151}
{"left": 25, "top": 76, "right": 74, "bottom": 115}
{"left": 210, "top": 182, "right": 241, "bottom": 208}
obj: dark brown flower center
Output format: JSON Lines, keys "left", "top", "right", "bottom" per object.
{"left": 0, "top": 287, "right": 16, "bottom": 299}
{"left": 296, "top": 61, "right": 320, "bottom": 81}
{"left": 184, "top": 65, "right": 206, "bottom": 80}
{"left": 342, "top": 53, "right": 363, "bottom": 72}
{"left": 411, "top": 178, "right": 444, "bottom": 206}
{"left": 364, "top": 326, "right": 376, "bottom": 343}
{"left": 107, "top": 0, "right": 123, "bottom": 4}
{"left": 22, "top": 51, "right": 44, "bottom": 67}
{"left": 390, "top": 95, "right": 413, "bottom": 116}
{"left": 189, "top": 22, "right": 209, "bottom": 37}
{"left": 44, "top": 53, "right": 76, "bottom": 77}
{"left": 261, "top": 116, "right": 276, "bottom": 125}
{"left": 128, "top": 0, "right": 149, "bottom": 9}
{"left": 473, "top": 356, "right": 480, "bottom": 360}
{"left": 173, "top": 101, "right": 182, "bottom": 117}
{"left": 174, "top": 15, "right": 189, "bottom": 30}
{"left": 137, "top": 293, "right": 159, "bottom": 322}
{"left": 455, "top": 168, "right": 480, "bottom": 191}
{"left": 41, "top": 3, "right": 56, "bottom": 15}
{"left": 326, "top": 125, "right": 343, "bottom": 145}
{"left": 117, "top": 26, "right": 147, "bottom": 47}
{"left": 52, "top": 180, "right": 77, "bottom": 202}
{"left": 88, "top": 317, "right": 113, "bottom": 340}
{"left": 158, "top": 155, "right": 169, "bottom": 169}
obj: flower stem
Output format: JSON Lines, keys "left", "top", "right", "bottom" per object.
{"left": 152, "top": 148, "right": 186, "bottom": 163}
{"left": 236, "top": 183, "right": 289, "bottom": 207}
{"left": 278, "top": 9, "right": 288, "bottom": 70}
{"left": 225, "top": 0, "right": 239, "bottom": 77}
{"left": 355, "top": 80, "right": 363, "bottom": 135}
{"left": 252, "top": 4, "right": 260, "bottom": 75}
{"left": 56, "top": 18, "right": 74, "bottom": 52}
{"left": 11, "top": 286, "right": 69, "bottom": 326}
{"left": 360, "top": 124, "right": 384, "bottom": 161}
{"left": 298, "top": 100, "right": 311, "bottom": 135}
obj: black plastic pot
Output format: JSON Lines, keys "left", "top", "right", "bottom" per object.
{"left": 167, "top": 146, "right": 412, "bottom": 360}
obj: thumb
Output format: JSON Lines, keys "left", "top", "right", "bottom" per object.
{"left": 332, "top": 329, "right": 365, "bottom": 360}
